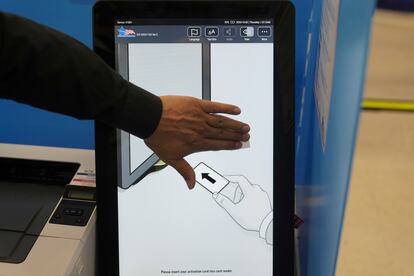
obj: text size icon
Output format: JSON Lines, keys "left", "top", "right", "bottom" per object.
{"left": 240, "top": 26, "right": 254, "bottom": 37}
{"left": 187, "top": 27, "right": 201, "bottom": 37}
{"left": 205, "top": 27, "right": 219, "bottom": 37}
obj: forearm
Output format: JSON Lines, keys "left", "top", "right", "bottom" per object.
{"left": 0, "top": 12, "right": 161, "bottom": 138}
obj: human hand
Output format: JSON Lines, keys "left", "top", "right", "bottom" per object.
{"left": 213, "top": 175, "right": 272, "bottom": 232}
{"left": 144, "top": 96, "right": 250, "bottom": 189}
{"left": 219, "top": 178, "right": 244, "bottom": 204}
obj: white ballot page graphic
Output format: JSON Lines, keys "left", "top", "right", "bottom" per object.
{"left": 119, "top": 42, "right": 273, "bottom": 276}
{"left": 128, "top": 43, "right": 202, "bottom": 173}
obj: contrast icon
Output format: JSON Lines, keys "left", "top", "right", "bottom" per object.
{"left": 240, "top": 27, "right": 254, "bottom": 37}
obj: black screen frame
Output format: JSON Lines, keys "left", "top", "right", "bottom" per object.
{"left": 94, "top": 1, "right": 294, "bottom": 275}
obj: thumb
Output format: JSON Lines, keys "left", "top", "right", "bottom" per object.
{"left": 167, "top": 158, "right": 196, "bottom": 189}
{"left": 213, "top": 193, "right": 237, "bottom": 215}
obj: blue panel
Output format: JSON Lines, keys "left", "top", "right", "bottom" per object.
{"left": 291, "top": 0, "right": 323, "bottom": 186}
{"left": 295, "top": 1, "right": 376, "bottom": 276}
{"left": 0, "top": 0, "right": 95, "bottom": 149}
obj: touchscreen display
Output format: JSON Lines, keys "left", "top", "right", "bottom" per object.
{"left": 115, "top": 19, "right": 274, "bottom": 276}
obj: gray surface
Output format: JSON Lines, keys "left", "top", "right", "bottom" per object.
{"left": 0, "top": 231, "right": 23, "bottom": 259}
{"left": 202, "top": 43, "right": 211, "bottom": 100}
{"left": 0, "top": 202, "right": 40, "bottom": 232}
{"left": 0, "top": 181, "right": 65, "bottom": 263}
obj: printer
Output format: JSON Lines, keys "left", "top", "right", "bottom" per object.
{"left": 0, "top": 143, "right": 96, "bottom": 276}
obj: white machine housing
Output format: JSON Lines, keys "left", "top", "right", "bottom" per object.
{"left": 0, "top": 143, "right": 96, "bottom": 276}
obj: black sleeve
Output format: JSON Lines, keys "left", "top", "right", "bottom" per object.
{"left": 0, "top": 12, "right": 162, "bottom": 139}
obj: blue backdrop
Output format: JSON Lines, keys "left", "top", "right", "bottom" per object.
{"left": 0, "top": 0, "right": 95, "bottom": 149}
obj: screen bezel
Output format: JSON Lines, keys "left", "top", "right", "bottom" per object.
{"left": 94, "top": 1, "right": 294, "bottom": 275}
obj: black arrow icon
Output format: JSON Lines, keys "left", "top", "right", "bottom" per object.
{"left": 201, "top": 173, "right": 216, "bottom": 184}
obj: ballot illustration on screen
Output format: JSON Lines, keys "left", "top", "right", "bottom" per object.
{"left": 118, "top": 42, "right": 213, "bottom": 189}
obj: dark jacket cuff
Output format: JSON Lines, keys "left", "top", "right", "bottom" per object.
{"left": 98, "top": 82, "right": 163, "bottom": 139}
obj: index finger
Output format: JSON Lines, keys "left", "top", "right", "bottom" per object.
{"left": 207, "top": 114, "right": 250, "bottom": 133}
{"left": 201, "top": 100, "right": 241, "bottom": 115}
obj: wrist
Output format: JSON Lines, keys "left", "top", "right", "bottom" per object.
{"left": 259, "top": 211, "right": 273, "bottom": 238}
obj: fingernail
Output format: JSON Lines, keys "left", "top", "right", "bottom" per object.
{"left": 234, "top": 107, "right": 241, "bottom": 113}
{"left": 235, "top": 142, "right": 242, "bottom": 148}
{"left": 243, "top": 133, "right": 250, "bottom": 141}
{"left": 242, "top": 125, "right": 250, "bottom": 132}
